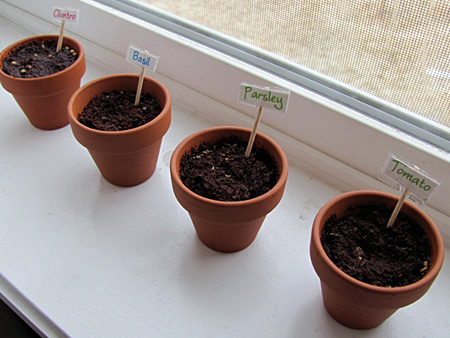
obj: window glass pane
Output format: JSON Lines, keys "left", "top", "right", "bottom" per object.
{"left": 138, "top": 0, "right": 450, "bottom": 129}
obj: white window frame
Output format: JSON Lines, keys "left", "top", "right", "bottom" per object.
{"left": 1, "top": 0, "right": 449, "bottom": 241}
{"left": 98, "top": 0, "right": 450, "bottom": 152}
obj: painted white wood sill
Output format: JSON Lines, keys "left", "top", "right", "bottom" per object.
{"left": 0, "top": 14, "right": 449, "bottom": 338}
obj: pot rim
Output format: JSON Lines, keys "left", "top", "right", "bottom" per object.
{"left": 67, "top": 73, "right": 171, "bottom": 136}
{"left": 170, "top": 126, "right": 289, "bottom": 207}
{"left": 0, "top": 35, "right": 85, "bottom": 83}
{"left": 312, "top": 189, "right": 445, "bottom": 295}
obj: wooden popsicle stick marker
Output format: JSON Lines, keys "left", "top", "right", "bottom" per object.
{"left": 56, "top": 20, "right": 66, "bottom": 52}
{"left": 387, "top": 188, "right": 408, "bottom": 228}
{"left": 245, "top": 106, "right": 263, "bottom": 158}
{"left": 134, "top": 66, "right": 146, "bottom": 106}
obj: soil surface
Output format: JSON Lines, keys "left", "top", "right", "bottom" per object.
{"left": 1, "top": 40, "right": 78, "bottom": 78}
{"left": 180, "top": 136, "right": 279, "bottom": 201}
{"left": 321, "top": 203, "right": 432, "bottom": 287}
{"left": 78, "top": 90, "right": 162, "bottom": 131}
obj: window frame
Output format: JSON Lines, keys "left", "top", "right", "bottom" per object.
{"left": 98, "top": 0, "right": 450, "bottom": 152}
{"left": 1, "top": 0, "right": 449, "bottom": 240}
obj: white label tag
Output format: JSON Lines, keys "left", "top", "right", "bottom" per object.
{"left": 53, "top": 7, "right": 79, "bottom": 24}
{"left": 126, "top": 45, "right": 158, "bottom": 72}
{"left": 238, "top": 83, "right": 290, "bottom": 116}
{"left": 380, "top": 154, "right": 440, "bottom": 205}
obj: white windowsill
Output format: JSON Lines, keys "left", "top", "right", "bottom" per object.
{"left": 0, "top": 2, "right": 449, "bottom": 337}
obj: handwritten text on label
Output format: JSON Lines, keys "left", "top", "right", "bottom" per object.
{"left": 380, "top": 154, "right": 439, "bottom": 204}
{"left": 53, "top": 7, "right": 79, "bottom": 24}
{"left": 126, "top": 46, "right": 158, "bottom": 72}
{"left": 238, "top": 83, "right": 290, "bottom": 115}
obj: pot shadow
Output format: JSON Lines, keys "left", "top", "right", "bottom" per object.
{"left": 77, "top": 170, "right": 181, "bottom": 248}
{"left": 293, "top": 293, "right": 388, "bottom": 337}
{"left": 177, "top": 235, "right": 277, "bottom": 322}
{"left": 161, "top": 150, "right": 172, "bottom": 168}
{"left": 0, "top": 115, "right": 58, "bottom": 149}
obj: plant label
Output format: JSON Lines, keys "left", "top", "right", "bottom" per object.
{"left": 380, "top": 153, "right": 440, "bottom": 205}
{"left": 238, "top": 83, "right": 290, "bottom": 116}
{"left": 53, "top": 7, "right": 79, "bottom": 24}
{"left": 126, "top": 45, "right": 158, "bottom": 72}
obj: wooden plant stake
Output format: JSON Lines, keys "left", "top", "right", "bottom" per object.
{"left": 386, "top": 188, "right": 408, "bottom": 228}
{"left": 134, "top": 66, "right": 146, "bottom": 106}
{"left": 126, "top": 45, "right": 159, "bottom": 106}
{"left": 245, "top": 106, "right": 263, "bottom": 158}
{"left": 380, "top": 153, "right": 440, "bottom": 228}
{"left": 238, "top": 83, "right": 290, "bottom": 157}
{"left": 52, "top": 7, "right": 79, "bottom": 53}
{"left": 56, "top": 20, "right": 66, "bottom": 52}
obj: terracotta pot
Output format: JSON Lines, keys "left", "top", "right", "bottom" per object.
{"left": 68, "top": 74, "right": 171, "bottom": 187}
{"left": 0, "top": 35, "right": 86, "bottom": 130}
{"left": 310, "top": 190, "right": 445, "bottom": 329}
{"left": 170, "top": 126, "right": 289, "bottom": 253}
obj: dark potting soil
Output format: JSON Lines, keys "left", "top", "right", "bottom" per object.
{"left": 180, "top": 136, "right": 279, "bottom": 202}
{"left": 1, "top": 40, "right": 78, "bottom": 78}
{"left": 77, "top": 90, "right": 162, "bottom": 131}
{"left": 321, "top": 203, "right": 432, "bottom": 287}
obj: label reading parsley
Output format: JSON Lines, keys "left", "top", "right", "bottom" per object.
{"left": 238, "top": 83, "right": 290, "bottom": 116}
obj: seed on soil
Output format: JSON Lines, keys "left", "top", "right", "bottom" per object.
{"left": 420, "top": 261, "right": 429, "bottom": 272}
{"left": 2, "top": 40, "right": 78, "bottom": 78}
{"left": 180, "top": 136, "right": 279, "bottom": 202}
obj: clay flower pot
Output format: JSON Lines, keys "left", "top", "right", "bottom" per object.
{"left": 68, "top": 74, "right": 171, "bottom": 187}
{"left": 170, "top": 126, "right": 289, "bottom": 253}
{"left": 310, "top": 190, "right": 445, "bottom": 329}
{"left": 0, "top": 35, "right": 86, "bottom": 130}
